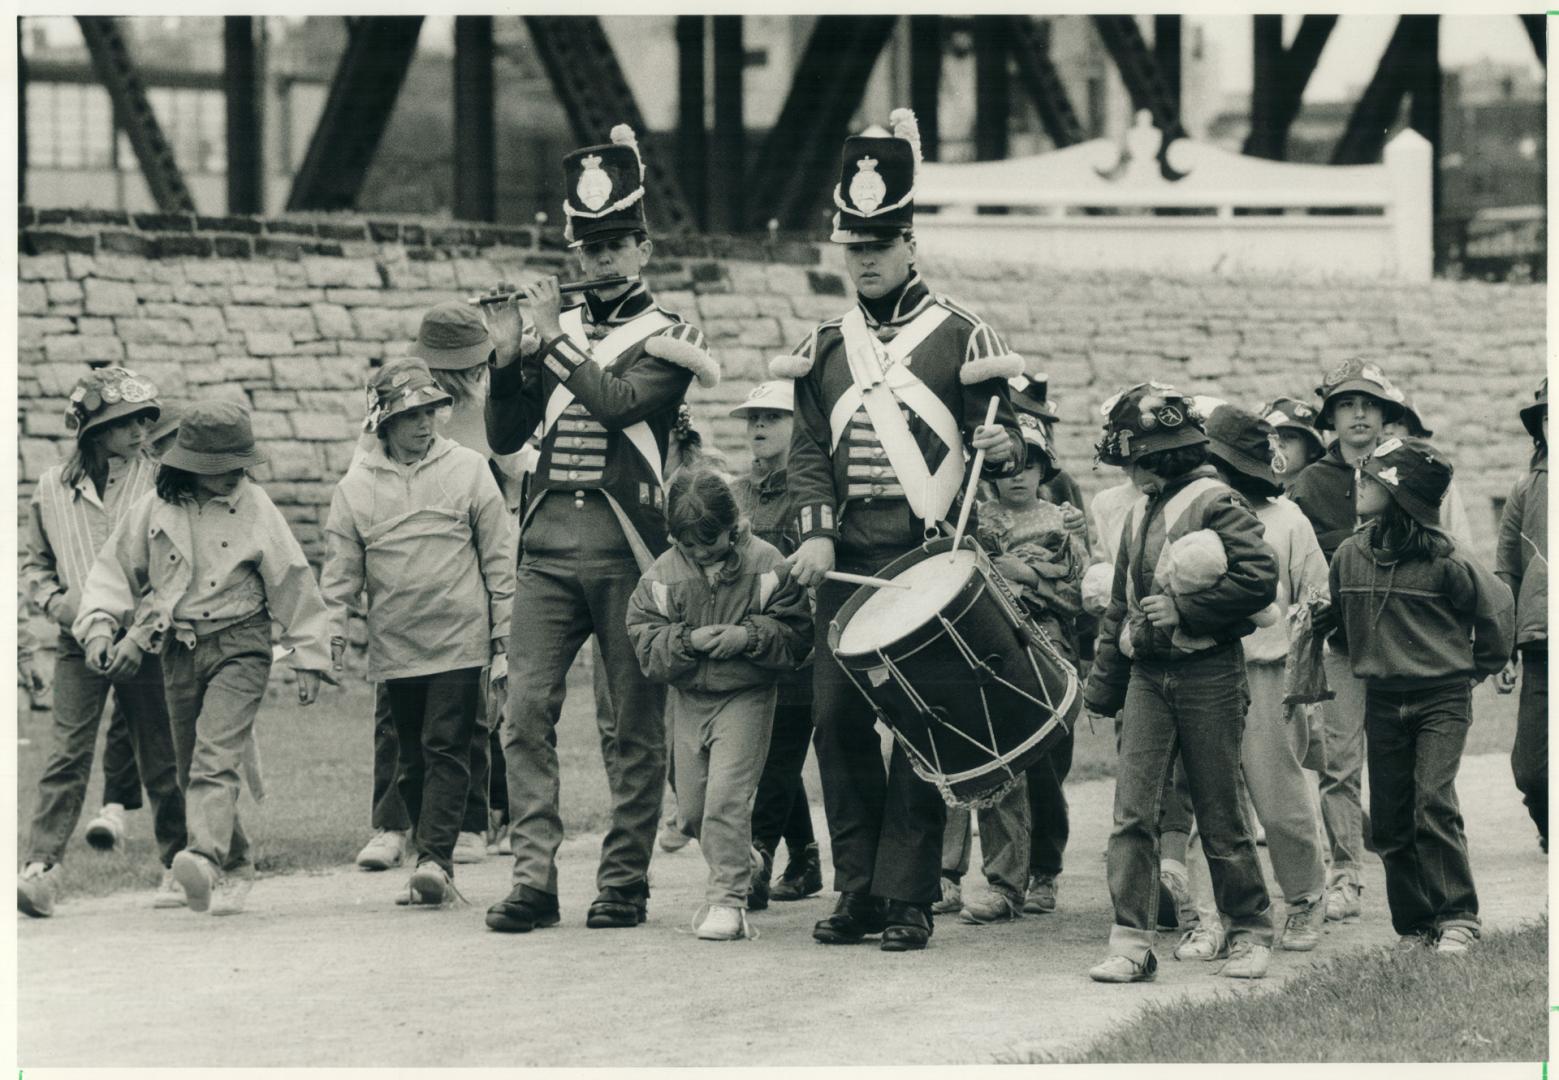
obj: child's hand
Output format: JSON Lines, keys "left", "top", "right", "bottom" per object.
{"left": 689, "top": 626, "right": 721, "bottom": 653}
{"left": 330, "top": 638, "right": 346, "bottom": 672}
{"left": 993, "top": 554, "right": 1039, "bottom": 588}
{"left": 1140, "top": 594, "right": 1180, "bottom": 629}
{"left": 86, "top": 637, "right": 113, "bottom": 674}
{"left": 706, "top": 625, "right": 750, "bottom": 660}
{"left": 1060, "top": 502, "right": 1087, "bottom": 537}
{"left": 1495, "top": 658, "right": 1519, "bottom": 695}
{"left": 104, "top": 637, "right": 144, "bottom": 681}
{"left": 296, "top": 670, "right": 322, "bottom": 706}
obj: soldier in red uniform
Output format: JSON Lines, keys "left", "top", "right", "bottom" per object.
{"left": 481, "top": 125, "right": 719, "bottom": 934}
{"left": 774, "top": 110, "right": 1025, "bottom": 952}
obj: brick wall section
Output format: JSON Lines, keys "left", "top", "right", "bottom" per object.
{"left": 18, "top": 208, "right": 1545, "bottom": 579}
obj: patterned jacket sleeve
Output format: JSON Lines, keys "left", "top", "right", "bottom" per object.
{"left": 1013, "top": 531, "right": 1086, "bottom": 621}
{"left": 783, "top": 332, "right": 840, "bottom": 545}
{"left": 1173, "top": 493, "right": 1279, "bottom": 638}
{"left": 534, "top": 323, "right": 710, "bottom": 430}
{"left": 625, "top": 562, "right": 701, "bottom": 685}
{"left": 961, "top": 322, "right": 1025, "bottom": 480}
{"left": 20, "top": 493, "right": 67, "bottom": 624}
{"left": 71, "top": 495, "right": 154, "bottom": 647}
{"left": 739, "top": 562, "right": 814, "bottom": 671}
{"left": 1083, "top": 525, "right": 1134, "bottom": 717}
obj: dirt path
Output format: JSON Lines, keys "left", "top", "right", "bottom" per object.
{"left": 16, "top": 753, "right": 1546, "bottom": 1068}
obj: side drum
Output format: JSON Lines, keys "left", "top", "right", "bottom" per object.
{"left": 828, "top": 538, "right": 1079, "bottom": 806}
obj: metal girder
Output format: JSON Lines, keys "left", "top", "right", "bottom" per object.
{"left": 224, "top": 16, "right": 264, "bottom": 215}
{"left": 746, "top": 15, "right": 899, "bottom": 231}
{"left": 453, "top": 16, "right": 496, "bottom": 222}
{"left": 908, "top": 16, "right": 941, "bottom": 161}
{"left": 711, "top": 16, "right": 744, "bottom": 232}
{"left": 1520, "top": 14, "right": 1545, "bottom": 65}
{"left": 525, "top": 16, "right": 695, "bottom": 231}
{"left": 286, "top": 16, "right": 423, "bottom": 212}
{"left": 1331, "top": 15, "right": 1438, "bottom": 166}
{"left": 1245, "top": 15, "right": 1337, "bottom": 160}
{"left": 675, "top": 16, "right": 707, "bottom": 227}
{"left": 1008, "top": 17, "right": 1085, "bottom": 149}
{"left": 973, "top": 17, "right": 1010, "bottom": 161}
{"left": 1091, "top": 15, "right": 1183, "bottom": 139}
{"left": 76, "top": 16, "right": 196, "bottom": 213}
{"left": 1154, "top": 15, "right": 1181, "bottom": 118}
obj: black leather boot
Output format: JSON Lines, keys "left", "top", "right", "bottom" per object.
{"left": 812, "top": 891, "right": 886, "bottom": 944}
{"left": 748, "top": 844, "right": 773, "bottom": 911}
{"left": 770, "top": 842, "right": 823, "bottom": 902}
{"left": 586, "top": 880, "right": 649, "bottom": 928}
{"left": 880, "top": 900, "right": 933, "bottom": 952}
{"left": 485, "top": 884, "right": 561, "bottom": 933}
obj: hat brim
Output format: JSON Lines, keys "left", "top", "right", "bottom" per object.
{"left": 1208, "top": 438, "right": 1283, "bottom": 496}
{"left": 378, "top": 389, "right": 454, "bottom": 426}
{"left": 159, "top": 445, "right": 267, "bottom": 475}
{"left": 728, "top": 402, "right": 794, "bottom": 417}
{"left": 830, "top": 225, "right": 906, "bottom": 245}
{"left": 77, "top": 400, "right": 160, "bottom": 440}
{"left": 413, "top": 339, "right": 491, "bottom": 372}
{"left": 1128, "top": 425, "right": 1208, "bottom": 463}
{"left": 1270, "top": 421, "right": 1326, "bottom": 458}
{"left": 1521, "top": 400, "right": 1547, "bottom": 441}
{"left": 1359, "top": 457, "right": 1441, "bottom": 528}
{"left": 567, "top": 224, "right": 644, "bottom": 249}
{"left": 1316, "top": 383, "right": 1405, "bottom": 430}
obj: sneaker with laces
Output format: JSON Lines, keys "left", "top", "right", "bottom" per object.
{"left": 355, "top": 830, "right": 406, "bottom": 871}
{"left": 84, "top": 803, "right": 128, "bottom": 851}
{"left": 1174, "top": 924, "right": 1228, "bottom": 961}
{"left": 695, "top": 904, "right": 754, "bottom": 941}
{"left": 1324, "top": 878, "right": 1362, "bottom": 922}
{"left": 171, "top": 850, "right": 219, "bottom": 913}
{"left": 1281, "top": 902, "right": 1320, "bottom": 952}
{"left": 407, "top": 862, "right": 454, "bottom": 907}
{"left": 929, "top": 876, "right": 962, "bottom": 915}
{"left": 1435, "top": 926, "right": 1477, "bottom": 955}
{"left": 17, "top": 862, "right": 60, "bottom": 918}
{"left": 153, "top": 867, "right": 187, "bottom": 909}
{"left": 452, "top": 832, "right": 486, "bottom": 865}
{"left": 1088, "top": 951, "right": 1158, "bottom": 983}
{"left": 1221, "top": 940, "right": 1271, "bottom": 979}
{"left": 959, "top": 886, "right": 1023, "bottom": 924}
{"left": 1394, "top": 932, "right": 1432, "bottom": 952}
{"left": 1023, "top": 873, "right": 1058, "bottom": 914}
{"left": 211, "top": 866, "right": 255, "bottom": 916}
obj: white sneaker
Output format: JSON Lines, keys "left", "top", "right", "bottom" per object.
{"left": 153, "top": 867, "right": 187, "bottom": 909}
{"left": 17, "top": 862, "right": 60, "bottom": 918}
{"left": 1324, "top": 878, "right": 1362, "bottom": 922}
{"left": 171, "top": 850, "right": 219, "bottom": 913}
{"left": 84, "top": 803, "right": 128, "bottom": 851}
{"left": 452, "top": 832, "right": 486, "bottom": 865}
{"left": 1174, "top": 923, "right": 1228, "bottom": 961}
{"left": 211, "top": 866, "right": 255, "bottom": 917}
{"left": 356, "top": 830, "right": 406, "bottom": 871}
{"left": 1436, "top": 926, "right": 1477, "bottom": 955}
{"left": 1221, "top": 939, "right": 1271, "bottom": 979}
{"left": 929, "top": 876, "right": 963, "bottom": 915}
{"left": 695, "top": 904, "right": 753, "bottom": 940}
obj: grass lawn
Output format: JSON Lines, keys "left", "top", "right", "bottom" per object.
{"left": 15, "top": 651, "right": 1518, "bottom": 901}
{"left": 1031, "top": 918, "right": 1549, "bottom": 1063}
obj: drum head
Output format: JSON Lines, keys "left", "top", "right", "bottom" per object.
{"left": 835, "top": 548, "right": 981, "bottom": 657}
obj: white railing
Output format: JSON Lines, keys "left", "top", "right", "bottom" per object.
{"left": 913, "top": 111, "right": 1432, "bottom": 281}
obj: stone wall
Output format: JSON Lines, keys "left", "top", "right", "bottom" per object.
{"left": 18, "top": 208, "right": 1546, "bottom": 575}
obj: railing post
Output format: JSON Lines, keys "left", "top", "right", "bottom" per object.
{"left": 1385, "top": 128, "right": 1433, "bottom": 282}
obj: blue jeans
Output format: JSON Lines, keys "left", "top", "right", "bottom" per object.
{"left": 1107, "top": 646, "right": 1273, "bottom": 959}
{"left": 385, "top": 667, "right": 483, "bottom": 875}
{"left": 1364, "top": 680, "right": 1481, "bottom": 938}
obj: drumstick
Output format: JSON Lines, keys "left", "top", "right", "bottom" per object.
{"left": 823, "top": 570, "right": 912, "bottom": 591}
{"left": 950, "top": 396, "right": 1001, "bottom": 557}
{"left": 466, "top": 274, "right": 638, "bottom": 306}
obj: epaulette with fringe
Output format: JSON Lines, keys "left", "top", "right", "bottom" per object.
{"left": 646, "top": 322, "right": 720, "bottom": 388}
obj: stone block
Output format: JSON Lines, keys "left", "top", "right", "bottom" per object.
{"left": 697, "top": 293, "right": 759, "bottom": 319}
{"left": 250, "top": 410, "right": 293, "bottom": 439}
{"left": 324, "top": 440, "right": 359, "bottom": 474}
{"left": 263, "top": 440, "right": 323, "bottom": 481}
{"left": 224, "top": 305, "right": 318, "bottom": 338}
{"left": 125, "top": 344, "right": 216, "bottom": 366}
{"left": 43, "top": 335, "right": 124, "bottom": 364}
{"left": 117, "top": 318, "right": 195, "bottom": 344}
{"left": 311, "top": 303, "right": 355, "bottom": 339}
{"left": 245, "top": 331, "right": 296, "bottom": 356}
{"left": 297, "top": 389, "right": 364, "bottom": 414}
{"left": 452, "top": 258, "right": 500, "bottom": 289}
{"left": 19, "top": 282, "right": 48, "bottom": 314}
{"left": 20, "top": 317, "right": 75, "bottom": 339}
{"left": 317, "top": 356, "right": 369, "bottom": 389}
{"left": 230, "top": 284, "right": 279, "bottom": 304}
{"left": 33, "top": 363, "right": 91, "bottom": 396}
{"left": 20, "top": 255, "right": 67, "bottom": 281}
{"left": 352, "top": 307, "right": 417, "bottom": 341}
{"left": 21, "top": 439, "right": 60, "bottom": 481}
{"left": 737, "top": 318, "right": 783, "bottom": 348}
{"left": 251, "top": 390, "right": 299, "bottom": 409}
{"left": 84, "top": 278, "right": 138, "bottom": 316}
{"left": 271, "top": 358, "right": 325, "bottom": 389}
{"left": 302, "top": 256, "right": 382, "bottom": 289}
{"left": 291, "top": 411, "right": 352, "bottom": 441}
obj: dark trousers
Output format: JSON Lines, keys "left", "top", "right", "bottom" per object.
{"left": 812, "top": 552, "right": 946, "bottom": 906}
{"left": 27, "top": 633, "right": 185, "bottom": 868}
{"left": 371, "top": 680, "right": 491, "bottom": 835}
{"left": 751, "top": 670, "right": 817, "bottom": 857}
{"left": 101, "top": 695, "right": 145, "bottom": 809}
{"left": 1365, "top": 680, "right": 1481, "bottom": 937}
{"left": 1511, "top": 645, "right": 1547, "bottom": 843}
{"left": 1027, "top": 726, "right": 1074, "bottom": 877}
{"left": 385, "top": 667, "right": 483, "bottom": 875}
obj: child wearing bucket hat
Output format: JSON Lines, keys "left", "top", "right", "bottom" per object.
{"left": 322, "top": 358, "right": 517, "bottom": 907}
{"left": 18, "top": 367, "right": 188, "bottom": 918}
{"left": 1083, "top": 382, "right": 1279, "bottom": 983}
{"left": 1379, "top": 386, "right": 1476, "bottom": 551}
{"left": 1328, "top": 437, "right": 1514, "bottom": 954}
{"left": 1257, "top": 396, "right": 1325, "bottom": 491}
{"left": 727, "top": 380, "right": 824, "bottom": 908}
{"left": 72, "top": 400, "right": 333, "bottom": 917}
{"left": 1168, "top": 400, "right": 1331, "bottom": 961}
{"left": 1496, "top": 377, "right": 1547, "bottom": 851}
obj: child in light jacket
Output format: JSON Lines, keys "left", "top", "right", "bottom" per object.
{"left": 1329, "top": 437, "right": 1514, "bottom": 954}
{"left": 73, "top": 401, "right": 332, "bottom": 917}
{"left": 626, "top": 468, "right": 811, "bottom": 941}
{"left": 322, "top": 358, "right": 516, "bottom": 907}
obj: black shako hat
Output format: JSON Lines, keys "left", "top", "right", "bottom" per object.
{"left": 562, "top": 124, "right": 648, "bottom": 247}
{"left": 832, "top": 109, "right": 921, "bottom": 243}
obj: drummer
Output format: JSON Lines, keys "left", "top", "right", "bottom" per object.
{"left": 774, "top": 109, "right": 1025, "bottom": 952}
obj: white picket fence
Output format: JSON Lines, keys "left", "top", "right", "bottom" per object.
{"left": 913, "top": 111, "right": 1432, "bottom": 281}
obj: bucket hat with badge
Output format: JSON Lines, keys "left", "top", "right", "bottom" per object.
{"left": 364, "top": 358, "right": 454, "bottom": 433}
{"left": 1094, "top": 382, "right": 1208, "bottom": 467}
{"left": 1314, "top": 358, "right": 1405, "bottom": 431}
{"left": 728, "top": 380, "right": 795, "bottom": 417}
{"left": 1357, "top": 436, "right": 1452, "bottom": 528}
{"left": 65, "top": 367, "right": 161, "bottom": 441}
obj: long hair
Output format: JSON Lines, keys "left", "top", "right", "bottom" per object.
{"left": 61, "top": 429, "right": 110, "bottom": 490}
{"left": 430, "top": 365, "right": 487, "bottom": 407}
{"left": 1136, "top": 443, "right": 1208, "bottom": 480}
{"left": 155, "top": 464, "right": 202, "bottom": 504}
{"left": 666, "top": 467, "right": 742, "bottom": 546}
{"left": 1368, "top": 498, "right": 1455, "bottom": 563}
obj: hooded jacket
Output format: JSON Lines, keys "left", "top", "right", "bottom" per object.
{"left": 1084, "top": 465, "right": 1278, "bottom": 717}
{"left": 1289, "top": 442, "right": 1362, "bottom": 563}
{"left": 1496, "top": 451, "right": 1547, "bottom": 649}
{"left": 322, "top": 436, "right": 516, "bottom": 681}
{"left": 1328, "top": 528, "right": 1514, "bottom": 689}
{"left": 626, "top": 531, "right": 812, "bottom": 694}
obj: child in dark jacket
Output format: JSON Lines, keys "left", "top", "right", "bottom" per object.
{"left": 626, "top": 468, "right": 811, "bottom": 940}
{"left": 1329, "top": 437, "right": 1514, "bottom": 954}
{"left": 1083, "top": 383, "right": 1278, "bottom": 984}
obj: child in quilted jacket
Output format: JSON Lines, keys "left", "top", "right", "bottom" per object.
{"left": 626, "top": 468, "right": 811, "bottom": 941}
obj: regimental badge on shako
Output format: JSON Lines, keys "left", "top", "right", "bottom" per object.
{"left": 576, "top": 154, "right": 613, "bottom": 212}
{"left": 849, "top": 156, "right": 887, "bottom": 214}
